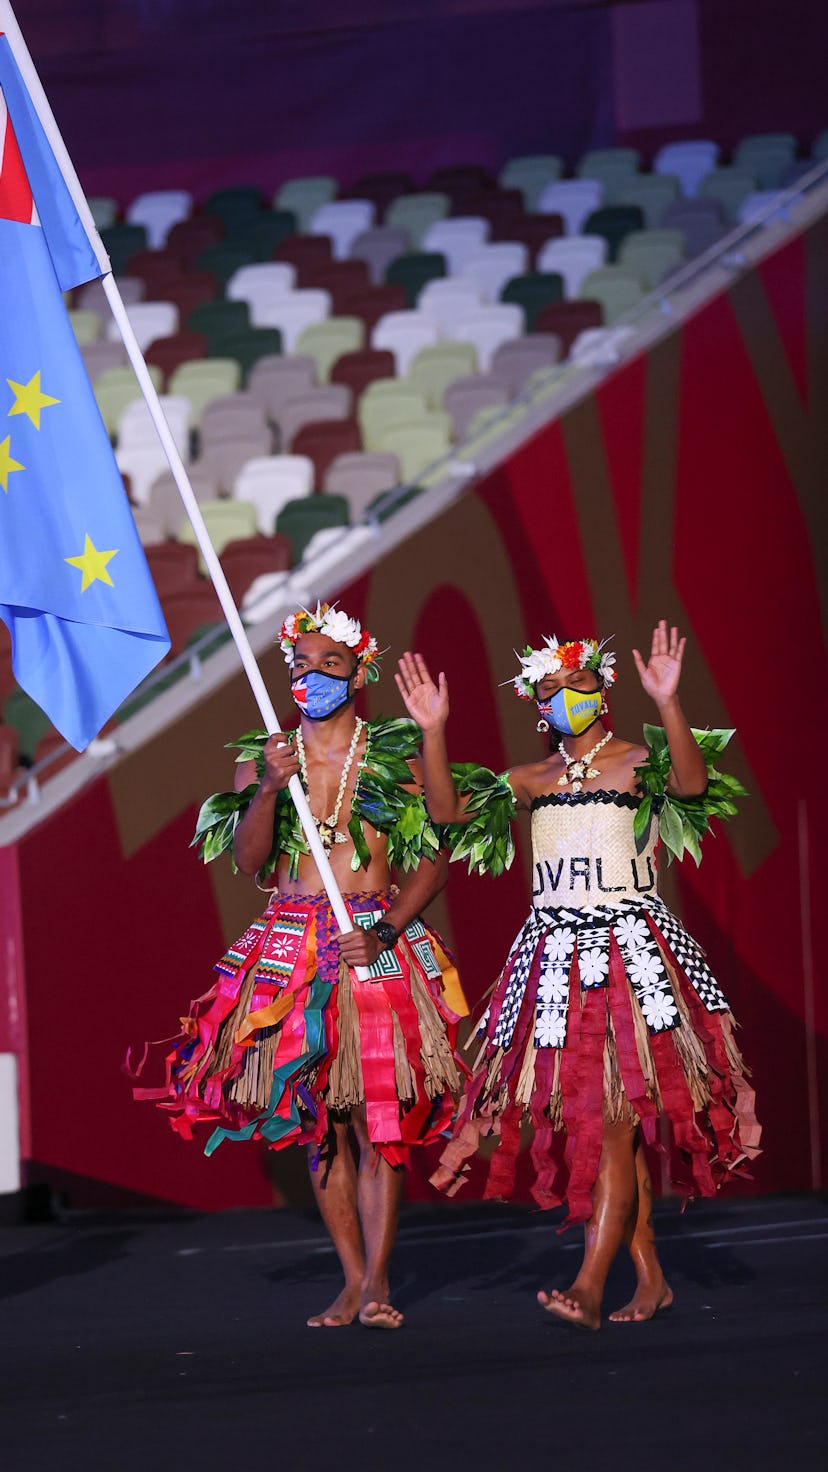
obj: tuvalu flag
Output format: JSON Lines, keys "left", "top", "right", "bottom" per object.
{"left": 0, "top": 28, "right": 170, "bottom": 751}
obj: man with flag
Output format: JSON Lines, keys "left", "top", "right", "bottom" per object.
{"left": 0, "top": 18, "right": 169, "bottom": 752}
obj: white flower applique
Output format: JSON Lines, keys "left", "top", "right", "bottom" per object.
{"left": 545, "top": 926, "right": 576, "bottom": 964}
{"left": 627, "top": 949, "right": 663, "bottom": 990}
{"left": 613, "top": 915, "right": 651, "bottom": 951}
{"left": 535, "top": 1008, "right": 567, "bottom": 1048}
{"left": 578, "top": 947, "right": 609, "bottom": 988}
{"left": 640, "top": 990, "right": 678, "bottom": 1030}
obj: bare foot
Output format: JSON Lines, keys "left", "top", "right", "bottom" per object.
{"left": 537, "top": 1286, "right": 601, "bottom": 1331}
{"left": 359, "top": 1298, "right": 404, "bottom": 1330}
{"left": 609, "top": 1280, "right": 674, "bottom": 1323}
{"left": 307, "top": 1284, "right": 361, "bottom": 1328}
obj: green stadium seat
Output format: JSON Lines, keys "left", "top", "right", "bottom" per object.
{"left": 276, "top": 494, "right": 350, "bottom": 563}
{"left": 3, "top": 687, "right": 51, "bottom": 764}
{"left": 295, "top": 318, "right": 365, "bottom": 382}
{"left": 620, "top": 175, "right": 680, "bottom": 228}
{"left": 385, "top": 252, "right": 447, "bottom": 305}
{"left": 498, "top": 155, "right": 564, "bottom": 212}
{"left": 500, "top": 272, "right": 565, "bottom": 331}
{"left": 195, "top": 242, "right": 256, "bottom": 288}
{"left": 358, "top": 380, "right": 429, "bottom": 452}
{"left": 168, "top": 359, "right": 242, "bottom": 426}
{"left": 385, "top": 194, "right": 450, "bottom": 248}
{"left": 578, "top": 267, "right": 645, "bottom": 324}
{"left": 236, "top": 210, "right": 298, "bottom": 260}
{"left": 583, "top": 205, "right": 645, "bottom": 262}
{"left": 406, "top": 342, "right": 478, "bottom": 409}
{"left": 274, "top": 177, "right": 337, "bottom": 233}
{"left": 186, "top": 298, "right": 251, "bottom": 352}
{"left": 100, "top": 223, "right": 148, "bottom": 274}
{"left": 618, "top": 230, "right": 685, "bottom": 291}
{"left": 220, "top": 328, "right": 284, "bottom": 383}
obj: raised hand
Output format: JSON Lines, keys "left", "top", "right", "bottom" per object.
{"left": 632, "top": 620, "right": 686, "bottom": 708}
{"left": 395, "top": 651, "right": 449, "bottom": 732}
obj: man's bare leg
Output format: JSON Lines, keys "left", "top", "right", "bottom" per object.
{"left": 351, "top": 1105, "right": 405, "bottom": 1329}
{"left": 609, "top": 1141, "right": 673, "bottom": 1321}
{"left": 538, "top": 1120, "right": 638, "bottom": 1330}
{"left": 306, "top": 1119, "right": 365, "bottom": 1327}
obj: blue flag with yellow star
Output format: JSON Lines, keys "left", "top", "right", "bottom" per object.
{"left": 0, "top": 34, "right": 170, "bottom": 750}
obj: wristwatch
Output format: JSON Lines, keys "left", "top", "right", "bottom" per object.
{"left": 371, "top": 919, "right": 399, "bottom": 950}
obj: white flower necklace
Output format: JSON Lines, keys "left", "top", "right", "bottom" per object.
{"left": 295, "top": 717, "right": 364, "bottom": 850}
{"left": 557, "top": 728, "right": 613, "bottom": 793}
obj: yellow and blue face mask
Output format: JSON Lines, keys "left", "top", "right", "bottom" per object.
{"left": 537, "top": 686, "right": 602, "bottom": 737}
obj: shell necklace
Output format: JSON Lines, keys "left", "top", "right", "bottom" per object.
{"left": 557, "top": 728, "right": 613, "bottom": 793}
{"left": 295, "top": 717, "right": 364, "bottom": 850}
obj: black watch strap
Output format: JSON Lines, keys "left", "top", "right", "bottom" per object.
{"left": 371, "top": 919, "right": 399, "bottom": 949}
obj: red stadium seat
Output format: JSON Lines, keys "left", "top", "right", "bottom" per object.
{"left": 275, "top": 234, "right": 335, "bottom": 284}
{"left": 306, "top": 259, "right": 371, "bottom": 313}
{"left": 219, "top": 534, "right": 292, "bottom": 602}
{"left": 341, "top": 284, "right": 408, "bottom": 334}
{"left": 535, "top": 299, "right": 604, "bottom": 354}
{"left": 291, "top": 419, "right": 362, "bottom": 486}
{"left": 330, "top": 348, "right": 396, "bottom": 399}
{"left": 145, "top": 330, "right": 209, "bottom": 386}
{"left": 144, "top": 541, "right": 201, "bottom": 598}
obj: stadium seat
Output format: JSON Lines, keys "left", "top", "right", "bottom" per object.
{"left": 232, "top": 455, "right": 315, "bottom": 532}
{"left": 350, "top": 226, "right": 412, "bottom": 285}
{"left": 428, "top": 164, "right": 494, "bottom": 199}
{"left": 235, "top": 209, "right": 298, "bottom": 261}
{"left": 3, "top": 686, "right": 52, "bottom": 763}
{"left": 295, "top": 317, "right": 365, "bottom": 381}
{"left": 618, "top": 230, "right": 685, "bottom": 290}
{"left": 371, "top": 310, "right": 440, "bottom": 375}
{"left": 203, "top": 186, "right": 265, "bottom": 228}
{"left": 94, "top": 364, "right": 164, "bottom": 438}
{"left": 80, "top": 339, "right": 130, "bottom": 383}
{"left": 499, "top": 214, "right": 565, "bottom": 263}
{"left": 582, "top": 206, "right": 645, "bottom": 262}
{"left": 330, "top": 348, "right": 396, "bottom": 399}
{"left": 169, "top": 359, "right": 243, "bottom": 426}
{"left": 385, "top": 252, "right": 447, "bottom": 305}
{"left": 247, "top": 354, "right": 318, "bottom": 422}
{"left": 737, "top": 191, "right": 788, "bottom": 225}
{"left": 145, "top": 330, "right": 209, "bottom": 386}
{"left": 187, "top": 299, "right": 251, "bottom": 352}
{"left": 536, "top": 235, "right": 608, "bottom": 295}
{"left": 290, "top": 421, "right": 362, "bottom": 486}
{"left": 462, "top": 189, "right": 525, "bottom": 237}
{"left": 407, "top": 342, "right": 478, "bottom": 409}
{"left": 197, "top": 428, "right": 273, "bottom": 493}
{"left": 195, "top": 242, "right": 255, "bottom": 288}
{"left": 323, "top": 451, "right": 401, "bottom": 518}
{"left": 498, "top": 155, "right": 564, "bottom": 212}
{"left": 308, "top": 199, "right": 376, "bottom": 259}
{"left": 501, "top": 272, "right": 564, "bottom": 330}
{"left": 130, "top": 506, "right": 166, "bottom": 545}
{"left": 226, "top": 262, "right": 297, "bottom": 321}
{"left": 659, "top": 207, "right": 726, "bottom": 258}
{"left": 78, "top": 275, "right": 143, "bottom": 318}
{"left": 442, "top": 375, "right": 510, "bottom": 439}
{"left": 812, "top": 130, "right": 828, "bottom": 162}
{"left": 620, "top": 176, "right": 681, "bottom": 228}
{"left": 87, "top": 196, "right": 118, "bottom": 229}
{"left": 275, "top": 177, "right": 337, "bottom": 233}
{"left": 150, "top": 275, "right": 218, "bottom": 323}
{"left": 278, "top": 385, "right": 352, "bottom": 448}
{"left": 536, "top": 180, "right": 602, "bottom": 234}
{"left": 698, "top": 167, "right": 756, "bottom": 222}
{"left": 358, "top": 380, "right": 429, "bottom": 451}
{"left": 118, "top": 442, "right": 175, "bottom": 506}
{"left": 141, "top": 538, "right": 200, "bottom": 594}
{"left": 417, "top": 278, "right": 483, "bottom": 336}
{"left": 653, "top": 140, "right": 719, "bottom": 197}
{"left": 576, "top": 148, "right": 641, "bottom": 204}
{"left": 101, "top": 223, "right": 148, "bottom": 274}
{"left": 734, "top": 133, "right": 797, "bottom": 188}
{"left": 177, "top": 500, "right": 260, "bottom": 565}
{"left": 348, "top": 171, "right": 414, "bottom": 215}
{"left": 534, "top": 300, "right": 604, "bottom": 354}
{"left": 343, "top": 284, "right": 410, "bottom": 334}
{"left": 376, "top": 414, "right": 453, "bottom": 480}
{"left": 220, "top": 328, "right": 285, "bottom": 382}
{"left": 126, "top": 190, "right": 193, "bottom": 249}
{"left": 578, "top": 267, "right": 645, "bottom": 323}
{"left": 166, "top": 216, "right": 223, "bottom": 266}
{"left": 256, "top": 289, "right": 331, "bottom": 351}
{"left": 385, "top": 193, "right": 450, "bottom": 247}
{"left": 461, "top": 242, "right": 530, "bottom": 302}
{"left": 490, "top": 335, "right": 563, "bottom": 395}
{"left": 422, "top": 218, "right": 491, "bottom": 273}
{"left": 306, "top": 260, "right": 371, "bottom": 314}
{"left": 276, "top": 494, "right": 350, "bottom": 563}
{"left": 148, "top": 465, "right": 220, "bottom": 534}
{"left": 219, "top": 535, "right": 292, "bottom": 602}
{"left": 68, "top": 309, "right": 102, "bottom": 344}
{"left": 107, "top": 300, "right": 179, "bottom": 353}
{"left": 161, "top": 585, "right": 226, "bottom": 656}
{"left": 274, "top": 234, "right": 335, "bottom": 284}
{"left": 200, "top": 394, "right": 270, "bottom": 450}
{"left": 452, "top": 303, "right": 525, "bottom": 371}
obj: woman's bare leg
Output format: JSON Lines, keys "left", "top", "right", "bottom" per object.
{"left": 608, "top": 1141, "right": 673, "bottom": 1321}
{"left": 538, "top": 1120, "right": 638, "bottom": 1330}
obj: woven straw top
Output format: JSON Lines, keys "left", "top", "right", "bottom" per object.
{"left": 530, "top": 791, "right": 659, "bottom": 910}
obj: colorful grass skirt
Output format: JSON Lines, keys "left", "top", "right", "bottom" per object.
{"left": 134, "top": 889, "right": 466, "bottom": 1167}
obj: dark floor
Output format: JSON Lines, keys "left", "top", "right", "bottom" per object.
{"left": 0, "top": 1193, "right": 825, "bottom": 1471}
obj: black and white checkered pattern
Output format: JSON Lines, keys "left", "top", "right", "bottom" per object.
{"left": 645, "top": 896, "right": 729, "bottom": 1012}
{"left": 491, "top": 913, "right": 543, "bottom": 1049}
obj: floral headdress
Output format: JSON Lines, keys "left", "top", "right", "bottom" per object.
{"left": 278, "top": 602, "right": 382, "bottom": 681}
{"left": 512, "top": 636, "right": 616, "bottom": 700}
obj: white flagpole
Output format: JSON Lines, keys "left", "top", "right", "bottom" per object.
{"left": 1, "top": 1, "right": 368, "bottom": 971}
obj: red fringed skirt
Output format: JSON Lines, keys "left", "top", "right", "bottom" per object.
{"left": 430, "top": 894, "right": 760, "bottom": 1221}
{"left": 133, "top": 890, "right": 466, "bottom": 1167}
